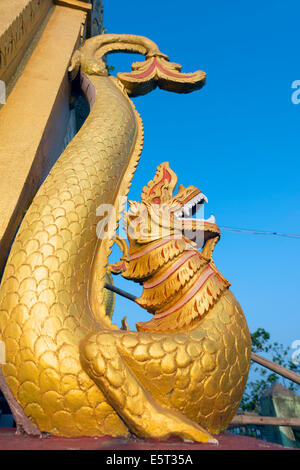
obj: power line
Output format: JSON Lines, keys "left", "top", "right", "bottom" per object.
{"left": 104, "top": 282, "right": 137, "bottom": 302}
{"left": 220, "top": 226, "right": 300, "bottom": 239}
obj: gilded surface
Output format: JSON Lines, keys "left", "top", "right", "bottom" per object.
{"left": 0, "top": 34, "right": 250, "bottom": 442}
{"left": 0, "top": 0, "right": 53, "bottom": 83}
{"left": 100, "top": 163, "right": 251, "bottom": 440}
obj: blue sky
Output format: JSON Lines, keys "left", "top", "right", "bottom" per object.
{"left": 103, "top": 0, "right": 300, "bottom": 355}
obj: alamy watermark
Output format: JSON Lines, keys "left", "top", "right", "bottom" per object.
{"left": 0, "top": 341, "right": 5, "bottom": 365}
{"left": 291, "top": 80, "right": 300, "bottom": 104}
{"left": 0, "top": 80, "right": 6, "bottom": 105}
{"left": 291, "top": 339, "right": 300, "bottom": 366}
{"left": 96, "top": 196, "right": 206, "bottom": 247}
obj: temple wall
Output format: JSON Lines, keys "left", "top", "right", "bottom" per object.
{"left": 0, "top": 0, "right": 53, "bottom": 85}
{"left": 0, "top": 1, "right": 97, "bottom": 275}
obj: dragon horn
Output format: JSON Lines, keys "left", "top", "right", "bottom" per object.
{"left": 69, "top": 34, "right": 206, "bottom": 96}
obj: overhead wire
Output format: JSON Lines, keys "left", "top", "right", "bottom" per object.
{"left": 219, "top": 226, "right": 300, "bottom": 239}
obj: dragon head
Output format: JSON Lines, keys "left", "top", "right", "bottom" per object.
{"left": 125, "top": 162, "right": 220, "bottom": 258}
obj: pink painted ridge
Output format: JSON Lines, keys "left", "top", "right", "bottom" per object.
{"left": 125, "top": 58, "right": 197, "bottom": 80}
{"left": 154, "top": 266, "right": 215, "bottom": 319}
{"left": 80, "top": 72, "right": 96, "bottom": 109}
{"left": 144, "top": 251, "right": 198, "bottom": 289}
{"left": 129, "top": 236, "right": 183, "bottom": 261}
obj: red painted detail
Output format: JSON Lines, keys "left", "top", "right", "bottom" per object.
{"left": 144, "top": 252, "right": 197, "bottom": 289}
{"left": 163, "top": 167, "right": 172, "bottom": 183}
{"left": 125, "top": 58, "right": 197, "bottom": 80}
{"left": 149, "top": 167, "right": 172, "bottom": 196}
{"left": 154, "top": 267, "right": 215, "bottom": 319}
{"left": 126, "top": 58, "right": 157, "bottom": 79}
{"left": 110, "top": 262, "right": 126, "bottom": 273}
{"left": 129, "top": 236, "right": 182, "bottom": 261}
{"left": 156, "top": 59, "right": 197, "bottom": 79}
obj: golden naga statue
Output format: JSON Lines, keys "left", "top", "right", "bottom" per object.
{"left": 0, "top": 34, "right": 251, "bottom": 442}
